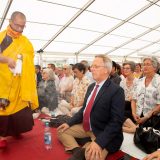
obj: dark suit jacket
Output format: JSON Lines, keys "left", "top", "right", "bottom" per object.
{"left": 67, "top": 78, "right": 125, "bottom": 153}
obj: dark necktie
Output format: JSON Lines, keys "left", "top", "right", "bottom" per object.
{"left": 0, "top": 35, "right": 13, "bottom": 53}
{"left": 83, "top": 85, "right": 99, "bottom": 131}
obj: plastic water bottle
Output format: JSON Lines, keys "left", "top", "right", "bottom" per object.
{"left": 44, "top": 122, "right": 52, "bottom": 150}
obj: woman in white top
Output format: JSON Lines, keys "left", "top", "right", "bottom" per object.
{"left": 120, "top": 61, "right": 138, "bottom": 133}
{"left": 58, "top": 64, "right": 74, "bottom": 102}
{"left": 132, "top": 56, "right": 160, "bottom": 124}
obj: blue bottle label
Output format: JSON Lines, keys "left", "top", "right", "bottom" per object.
{"left": 44, "top": 133, "right": 51, "bottom": 145}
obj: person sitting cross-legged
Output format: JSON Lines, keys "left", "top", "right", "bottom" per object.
{"left": 57, "top": 54, "right": 125, "bottom": 160}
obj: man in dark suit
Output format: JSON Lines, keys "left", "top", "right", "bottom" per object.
{"left": 57, "top": 54, "right": 125, "bottom": 160}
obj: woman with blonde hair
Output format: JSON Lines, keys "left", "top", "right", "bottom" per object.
{"left": 58, "top": 64, "right": 74, "bottom": 102}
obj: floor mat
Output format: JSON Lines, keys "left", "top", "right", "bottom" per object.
{"left": 0, "top": 119, "right": 138, "bottom": 160}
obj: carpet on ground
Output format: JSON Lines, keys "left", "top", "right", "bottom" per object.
{"left": 0, "top": 118, "right": 138, "bottom": 160}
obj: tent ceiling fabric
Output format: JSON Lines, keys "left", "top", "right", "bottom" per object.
{"left": 0, "top": 0, "right": 160, "bottom": 63}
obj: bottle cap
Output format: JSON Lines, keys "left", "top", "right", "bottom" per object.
{"left": 17, "top": 54, "right": 22, "bottom": 60}
{"left": 45, "top": 122, "right": 49, "bottom": 127}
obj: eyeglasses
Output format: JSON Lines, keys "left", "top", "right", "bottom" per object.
{"left": 11, "top": 21, "right": 26, "bottom": 29}
{"left": 90, "top": 65, "right": 105, "bottom": 69}
{"left": 142, "top": 63, "right": 153, "bottom": 67}
{"left": 123, "top": 67, "right": 131, "bottom": 70}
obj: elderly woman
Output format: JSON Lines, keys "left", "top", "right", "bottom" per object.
{"left": 120, "top": 61, "right": 138, "bottom": 133}
{"left": 131, "top": 56, "right": 160, "bottom": 124}
{"left": 38, "top": 68, "right": 58, "bottom": 112}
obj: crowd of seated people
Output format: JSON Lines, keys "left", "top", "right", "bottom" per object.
{"left": 57, "top": 54, "right": 125, "bottom": 160}
{"left": 35, "top": 62, "right": 90, "bottom": 117}
{"left": 34, "top": 56, "right": 160, "bottom": 160}
{"left": 109, "top": 57, "right": 160, "bottom": 130}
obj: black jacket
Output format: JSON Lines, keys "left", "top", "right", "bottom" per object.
{"left": 68, "top": 78, "right": 125, "bottom": 152}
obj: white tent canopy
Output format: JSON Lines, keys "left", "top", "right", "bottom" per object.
{"left": 0, "top": 0, "right": 160, "bottom": 65}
